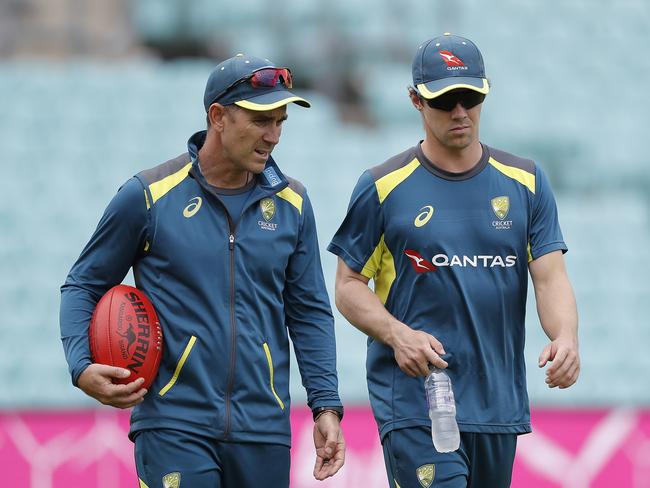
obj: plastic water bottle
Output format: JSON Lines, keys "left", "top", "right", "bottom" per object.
{"left": 425, "top": 366, "right": 460, "bottom": 452}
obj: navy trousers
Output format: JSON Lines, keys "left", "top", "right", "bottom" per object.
{"left": 134, "top": 429, "right": 290, "bottom": 487}
{"left": 382, "top": 426, "right": 517, "bottom": 488}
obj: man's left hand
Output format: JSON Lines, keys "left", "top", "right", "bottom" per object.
{"left": 538, "top": 337, "right": 580, "bottom": 388}
{"left": 312, "top": 411, "right": 345, "bottom": 480}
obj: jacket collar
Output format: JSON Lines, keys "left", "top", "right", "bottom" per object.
{"left": 186, "top": 130, "right": 289, "bottom": 194}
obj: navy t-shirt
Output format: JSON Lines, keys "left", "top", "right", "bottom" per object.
{"left": 328, "top": 143, "right": 567, "bottom": 438}
{"left": 211, "top": 180, "right": 256, "bottom": 224}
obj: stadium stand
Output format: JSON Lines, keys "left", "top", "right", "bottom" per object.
{"left": 0, "top": 0, "right": 649, "bottom": 411}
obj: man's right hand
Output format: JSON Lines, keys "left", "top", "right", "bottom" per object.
{"left": 77, "top": 364, "right": 148, "bottom": 409}
{"left": 334, "top": 258, "right": 448, "bottom": 377}
{"left": 388, "top": 321, "right": 448, "bottom": 377}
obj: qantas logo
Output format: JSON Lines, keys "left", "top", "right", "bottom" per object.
{"left": 405, "top": 250, "right": 517, "bottom": 270}
{"left": 404, "top": 250, "right": 437, "bottom": 273}
{"left": 439, "top": 50, "right": 465, "bottom": 67}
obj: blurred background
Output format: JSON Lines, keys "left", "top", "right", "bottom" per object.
{"left": 1, "top": 0, "right": 649, "bottom": 486}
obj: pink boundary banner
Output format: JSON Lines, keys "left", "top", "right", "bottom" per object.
{"left": 1, "top": 407, "right": 649, "bottom": 487}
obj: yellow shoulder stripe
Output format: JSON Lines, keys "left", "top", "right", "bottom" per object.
{"left": 361, "top": 234, "right": 396, "bottom": 305}
{"left": 375, "top": 159, "right": 420, "bottom": 203}
{"left": 139, "top": 479, "right": 150, "bottom": 488}
{"left": 276, "top": 187, "right": 303, "bottom": 214}
{"left": 489, "top": 157, "right": 535, "bottom": 194}
{"left": 149, "top": 162, "right": 193, "bottom": 205}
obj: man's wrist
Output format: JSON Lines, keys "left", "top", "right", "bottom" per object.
{"left": 312, "top": 406, "right": 344, "bottom": 422}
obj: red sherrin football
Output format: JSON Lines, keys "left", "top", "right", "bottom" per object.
{"left": 89, "top": 284, "right": 163, "bottom": 390}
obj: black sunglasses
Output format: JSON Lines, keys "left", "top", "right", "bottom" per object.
{"left": 425, "top": 89, "right": 486, "bottom": 111}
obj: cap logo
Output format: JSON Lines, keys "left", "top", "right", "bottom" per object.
{"left": 438, "top": 50, "right": 465, "bottom": 67}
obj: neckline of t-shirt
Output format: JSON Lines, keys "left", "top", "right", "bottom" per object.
{"left": 196, "top": 160, "right": 257, "bottom": 195}
{"left": 415, "top": 142, "right": 489, "bottom": 181}
{"left": 209, "top": 176, "right": 256, "bottom": 196}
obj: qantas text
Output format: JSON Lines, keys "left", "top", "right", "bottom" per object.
{"left": 431, "top": 254, "right": 517, "bottom": 268}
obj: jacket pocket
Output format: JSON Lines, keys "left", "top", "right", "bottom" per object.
{"left": 262, "top": 342, "right": 285, "bottom": 410}
{"left": 159, "top": 335, "right": 197, "bottom": 396}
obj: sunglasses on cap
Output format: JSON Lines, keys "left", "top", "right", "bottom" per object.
{"left": 425, "top": 89, "right": 485, "bottom": 111}
{"left": 213, "top": 67, "right": 293, "bottom": 103}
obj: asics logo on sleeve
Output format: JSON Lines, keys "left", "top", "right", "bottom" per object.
{"left": 414, "top": 205, "right": 435, "bottom": 227}
{"left": 404, "top": 250, "right": 437, "bottom": 273}
{"left": 182, "top": 197, "right": 202, "bottom": 218}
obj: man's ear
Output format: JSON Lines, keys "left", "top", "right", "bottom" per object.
{"left": 208, "top": 103, "right": 227, "bottom": 131}
{"left": 408, "top": 87, "right": 423, "bottom": 111}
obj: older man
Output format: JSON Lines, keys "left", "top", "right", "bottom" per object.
{"left": 61, "top": 54, "right": 345, "bottom": 487}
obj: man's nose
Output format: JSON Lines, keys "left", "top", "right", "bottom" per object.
{"left": 264, "top": 124, "right": 282, "bottom": 145}
{"left": 450, "top": 102, "right": 468, "bottom": 118}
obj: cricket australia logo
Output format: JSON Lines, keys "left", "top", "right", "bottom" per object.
{"left": 260, "top": 197, "right": 275, "bottom": 221}
{"left": 491, "top": 196, "right": 512, "bottom": 230}
{"left": 162, "top": 472, "right": 181, "bottom": 488}
{"left": 258, "top": 197, "right": 278, "bottom": 231}
{"left": 416, "top": 464, "right": 435, "bottom": 488}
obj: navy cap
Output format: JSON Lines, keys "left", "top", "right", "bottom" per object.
{"left": 203, "top": 54, "right": 310, "bottom": 112}
{"left": 412, "top": 33, "right": 489, "bottom": 99}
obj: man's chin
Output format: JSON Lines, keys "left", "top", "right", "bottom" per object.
{"left": 445, "top": 134, "right": 475, "bottom": 150}
{"left": 246, "top": 161, "right": 267, "bottom": 174}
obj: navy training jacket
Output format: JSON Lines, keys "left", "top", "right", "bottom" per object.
{"left": 60, "top": 131, "right": 341, "bottom": 446}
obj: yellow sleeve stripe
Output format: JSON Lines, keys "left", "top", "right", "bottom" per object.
{"left": 143, "top": 189, "right": 151, "bottom": 210}
{"left": 361, "top": 240, "right": 382, "bottom": 279}
{"left": 159, "top": 335, "right": 197, "bottom": 396}
{"left": 148, "top": 162, "right": 193, "bottom": 205}
{"left": 361, "top": 234, "right": 396, "bottom": 305}
{"left": 488, "top": 157, "right": 536, "bottom": 194}
{"left": 139, "top": 479, "right": 150, "bottom": 488}
{"left": 263, "top": 343, "right": 285, "bottom": 410}
{"left": 527, "top": 243, "right": 533, "bottom": 262}
{"left": 276, "top": 187, "right": 303, "bottom": 214}
{"left": 375, "top": 159, "right": 420, "bottom": 203}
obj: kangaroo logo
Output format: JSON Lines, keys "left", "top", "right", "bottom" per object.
{"left": 439, "top": 50, "right": 465, "bottom": 67}
{"left": 404, "top": 249, "right": 437, "bottom": 273}
{"left": 117, "top": 324, "right": 137, "bottom": 355}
